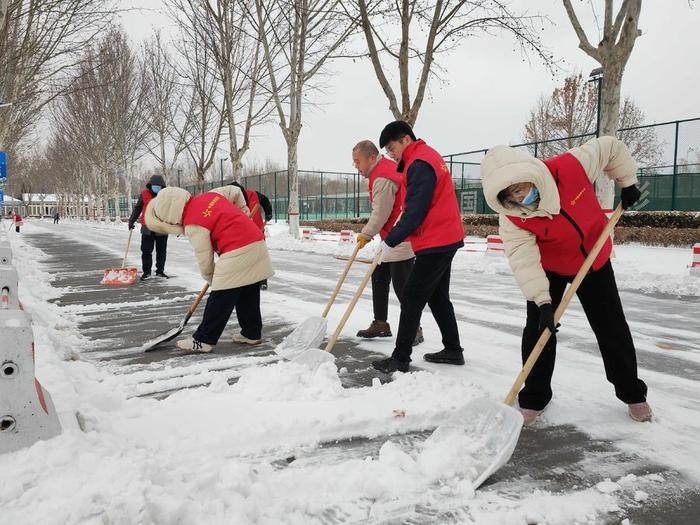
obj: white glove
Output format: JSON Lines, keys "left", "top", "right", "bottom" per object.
{"left": 378, "top": 241, "right": 392, "bottom": 264}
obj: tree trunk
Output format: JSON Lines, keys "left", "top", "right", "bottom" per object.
{"left": 595, "top": 62, "right": 623, "bottom": 210}
{"left": 287, "top": 137, "right": 300, "bottom": 239}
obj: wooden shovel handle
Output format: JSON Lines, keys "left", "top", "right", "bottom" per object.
{"left": 323, "top": 249, "right": 383, "bottom": 354}
{"left": 249, "top": 203, "right": 260, "bottom": 218}
{"left": 189, "top": 282, "right": 210, "bottom": 315}
{"left": 503, "top": 204, "right": 624, "bottom": 406}
{"left": 321, "top": 243, "right": 362, "bottom": 318}
{"left": 122, "top": 229, "right": 133, "bottom": 268}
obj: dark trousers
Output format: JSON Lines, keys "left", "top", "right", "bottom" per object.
{"left": 194, "top": 282, "right": 262, "bottom": 345}
{"left": 53, "top": 218, "right": 59, "bottom": 224}
{"left": 141, "top": 234, "right": 167, "bottom": 274}
{"left": 15, "top": 226, "right": 19, "bottom": 233}
{"left": 392, "top": 250, "right": 462, "bottom": 362}
{"left": 372, "top": 257, "right": 414, "bottom": 322}
{"left": 519, "top": 260, "right": 648, "bottom": 410}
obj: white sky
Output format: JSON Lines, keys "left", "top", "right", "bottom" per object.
{"left": 120, "top": 1, "right": 700, "bottom": 174}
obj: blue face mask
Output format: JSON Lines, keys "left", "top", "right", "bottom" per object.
{"left": 151, "top": 185, "right": 162, "bottom": 194}
{"left": 521, "top": 186, "right": 539, "bottom": 206}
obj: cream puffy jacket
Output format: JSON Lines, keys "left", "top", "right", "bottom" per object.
{"left": 480, "top": 137, "right": 638, "bottom": 305}
{"left": 359, "top": 165, "right": 414, "bottom": 262}
{"left": 145, "top": 187, "right": 273, "bottom": 291}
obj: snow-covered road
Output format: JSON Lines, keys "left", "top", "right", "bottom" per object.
{"left": 1, "top": 218, "right": 698, "bottom": 524}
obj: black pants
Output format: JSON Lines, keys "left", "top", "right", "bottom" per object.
{"left": 392, "top": 250, "right": 462, "bottom": 362}
{"left": 372, "top": 257, "right": 414, "bottom": 322}
{"left": 15, "top": 226, "right": 19, "bottom": 233}
{"left": 141, "top": 233, "right": 167, "bottom": 274}
{"left": 194, "top": 282, "right": 262, "bottom": 345}
{"left": 53, "top": 218, "right": 59, "bottom": 224}
{"left": 519, "top": 260, "right": 647, "bottom": 410}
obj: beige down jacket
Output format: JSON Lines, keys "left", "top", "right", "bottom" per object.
{"left": 145, "top": 187, "right": 273, "bottom": 291}
{"left": 359, "top": 160, "right": 414, "bottom": 263}
{"left": 480, "top": 136, "right": 638, "bottom": 305}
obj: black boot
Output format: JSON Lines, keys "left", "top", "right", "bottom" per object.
{"left": 140, "top": 272, "right": 151, "bottom": 281}
{"left": 372, "top": 357, "right": 410, "bottom": 373}
{"left": 423, "top": 349, "right": 465, "bottom": 365}
{"left": 155, "top": 271, "right": 169, "bottom": 279}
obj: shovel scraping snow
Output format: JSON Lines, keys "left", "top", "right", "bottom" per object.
{"left": 428, "top": 204, "right": 624, "bottom": 489}
{"left": 101, "top": 229, "right": 138, "bottom": 285}
{"left": 275, "top": 243, "right": 362, "bottom": 362}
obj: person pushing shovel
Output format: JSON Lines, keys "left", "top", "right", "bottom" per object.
{"left": 129, "top": 174, "right": 169, "bottom": 281}
{"left": 145, "top": 187, "right": 274, "bottom": 353}
{"left": 372, "top": 121, "right": 465, "bottom": 374}
{"left": 480, "top": 136, "right": 651, "bottom": 425}
{"left": 352, "top": 140, "right": 423, "bottom": 346}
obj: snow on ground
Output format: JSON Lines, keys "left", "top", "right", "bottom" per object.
{"left": 0, "top": 218, "right": 698, "bottom": 524}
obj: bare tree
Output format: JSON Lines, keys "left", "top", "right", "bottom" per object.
{"left": 142, "top": 31, "right": 189, "bottom": 182}
{"left": 0, "top": 0, "right": 114, "bottom": 157}
{"left": 173, "top": 22, "right": 226, "bottom": 190}
{"left": 170, "top": 0, "right": 274, "bottom": 182}
{"left": 355, "top": 0, "right": 554, "bottom": 126}
{"left": 251, "top": 0, "right": 355, "bottom": 237}
{"left": 523, "top": 73, "right": 662, "bottom": 166}
{"left": 562, "top": 0, "right": 642, "bottom": 208}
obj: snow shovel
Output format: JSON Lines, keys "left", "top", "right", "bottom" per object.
{"left": 142, "top": 282, "right": 210, "bottom": 352}
{"left": 424, "top": 203, "right": 624, "bottom": 490}
{"left": 101, "top": 229, "right": 138, "bottom": 285}
{"left": 292, "top": 248, "right": 384, "bottom": 370}
{"left": 275, "top": 242, "right": 363, "bottom": 361}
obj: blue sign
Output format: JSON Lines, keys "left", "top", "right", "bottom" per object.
{"left": 0, "top": 151, "right": 5, "bottom": 183}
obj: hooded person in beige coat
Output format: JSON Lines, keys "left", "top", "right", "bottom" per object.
{"left": 352, "top": 140, "right": 423, "bottom": 345}
{"left": 480, "top": 136, "right": 651, "bottom": 424}
{"left": 146, "top": 187, "right": 274, "bottom": 353}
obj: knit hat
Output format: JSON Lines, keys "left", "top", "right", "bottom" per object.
{"left": 147, "top": 174, "right": 167, "bottom": 189}
{"left": 379, "top": 121, "right": 416, "bottom": 148}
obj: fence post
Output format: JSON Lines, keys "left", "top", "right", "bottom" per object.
{"left": 274, "top": 172, "right": 278, "bottom": 222}
{"left": 320, "top": 172, "right": 323, "bottom": 221}
{"left": 671, "top": 120, "right": 680, "bottom": 211}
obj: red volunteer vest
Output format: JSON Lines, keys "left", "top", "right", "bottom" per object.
{"left": 399, "top": 140, "right": 464, "bottom": 252}
{"left": 368, "top": 157, "right": 404, "bottom": 240}
{"left": 140, "top": 189, "right": 153, "bottom": 224}
{"left": 183, "top": 192, "right": 264, "bottom": 256}
{"left": 507, "top": 152, "right": 612, "bottom": 276}
{"left": 245, "top": 189, "right": 264, "bottom": 230}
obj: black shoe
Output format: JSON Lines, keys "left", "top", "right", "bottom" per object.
{"left": 372, "top": 357, "right": 410, "bottom": 373}
{"left": 140, "top": 272, "right": 151, "bottom": 281}
{"left": 260, "top": 282, "right": 268, "bottom": 290}
{"left": 155, "top": 271, "right": 169, "bottom": 279}
{"left": 423, "top": 349, "right": 465, "bottom": 365}
{"left": 412, "top": 327, "right": 424, "bottom": 347}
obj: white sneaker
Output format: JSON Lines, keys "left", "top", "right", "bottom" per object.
{"left": 232, "top": 333, "right": 262, "bottom": 346}
{"left": 176, "top": 338, "right": 213, "bottom": 353}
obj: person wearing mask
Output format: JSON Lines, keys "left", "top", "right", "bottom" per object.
{"left": 129, "top": 174, "right": 169, "bottom": 280}
{"left": 480, "top": 136, "right": 650, "bottom": 424}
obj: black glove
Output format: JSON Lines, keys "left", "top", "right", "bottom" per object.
{"left": 128, "top": 222, "right": 135, "bottom": 230}
{"left": 620, "top": 184, "right": 641, "bottom": 210}
{"left": 538, "top": 303, "right": 559, "bottom": 334}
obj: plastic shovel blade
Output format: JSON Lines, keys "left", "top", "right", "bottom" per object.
{"left": 101, "top": 267, "right": 138, "bottom": 285}
{"left": 422, "top": 397, "right": 524, "bottom": 489}
{"left": 275, "top": 316, "right": 327, "bottom": 360}
{"left": 291, "top": 348, "right": 336, "bottom": 370}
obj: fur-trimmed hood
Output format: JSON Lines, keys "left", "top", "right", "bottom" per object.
{"left": 144, "top": 186, "right": 191, "bottom": 235}
{"left": 480, "top": 145, "right": 560, "bottom": 219}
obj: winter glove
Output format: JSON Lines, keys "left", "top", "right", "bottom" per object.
{"left": 620, "top": 184, "right": 641, "bottom": 210}
{"left": 538, "top": 303, "right": 559, "bottom": 335}
{"left": 378, "top": 241, "right": 392, "bottom": 264}
{"left": 356, "top": 234, "right": 370, "bottom": 249}
{"left": 128, "top": 221, "right": 135, "bottom": 230}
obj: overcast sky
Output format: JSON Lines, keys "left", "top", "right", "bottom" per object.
{"left": 120, "top": 1, "right": 700, "bottom": 174}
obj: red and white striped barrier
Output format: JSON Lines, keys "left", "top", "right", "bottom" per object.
{"left": 462, "top": 237, "right": 486, "bottom": 253}
{"left": 486, "top": 235, "right": 505, "bottom": 256}
{"left": 302, "top": 228, "right": 313, "bottom": 241}
{"left": 339, "top": 230, "right": 354, "bottom": 244}
{"left": 691, "top": 243, "right": 700, "bottom": 272}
